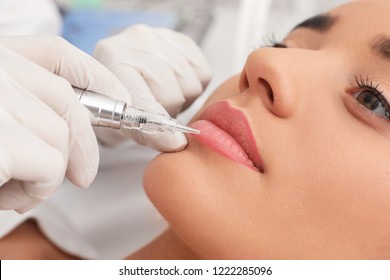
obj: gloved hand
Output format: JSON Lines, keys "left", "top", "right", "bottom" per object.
{"left": 0, "top": 36, "right": 130, "bottom": 213}
{"left": 93, "top": 24, "right": 212, "bottom": 151}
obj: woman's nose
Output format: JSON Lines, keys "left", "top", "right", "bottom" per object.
{"left": 239, "top": 47, "right": 303, "bottom": 119}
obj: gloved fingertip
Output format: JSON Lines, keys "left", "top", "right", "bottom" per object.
{"left": 84, "top": 163, "right": 99, "bottom": 188}
{"left": 66, "top": 160, "right": 98, "bottom": 189}
{"left": 154, "top": 132, "right": 188, "bottom": 152}
{"left": 67, "top": 132, "right": 100, "bottom": 188}
{"left": 72, "top": 166, "right": 97, "bottom": 189}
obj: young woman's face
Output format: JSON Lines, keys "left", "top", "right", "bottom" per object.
{"left": 144, "top": 0, "right": 390, "bottom": 259}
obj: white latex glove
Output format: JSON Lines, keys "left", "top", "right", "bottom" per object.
{"left": 0, "top": 36, "right": 130, "bottom": 213}
{"left": 93, "top": 24, "right": 212, "bottom": 151}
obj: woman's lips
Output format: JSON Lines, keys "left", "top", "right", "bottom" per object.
{"left": 189, "top": 101, "right": 263, "bottom": 172}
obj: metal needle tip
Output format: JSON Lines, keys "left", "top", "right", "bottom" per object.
{"left": 175, "top": 124, "right": 200, "bottom": 134}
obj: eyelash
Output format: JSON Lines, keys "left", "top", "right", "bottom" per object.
{"left": 353, "top": 75, "right": 390, "bottom": 120}
{"left": 256, "top": 35, "right": 287, "bottom": 49}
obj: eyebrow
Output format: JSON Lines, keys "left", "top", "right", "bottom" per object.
{"left": 292, "top": 13, "right": 338, "bottom": 32}
{"left": 292, "top": 14, "right": 390, "bottom": 63}
{"left": 369, "top": 34, "right": 390, "bottom": 61}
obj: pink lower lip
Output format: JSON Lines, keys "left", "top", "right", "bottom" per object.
{"left": 190, "top": 120, "right": 258, "bottom": 171}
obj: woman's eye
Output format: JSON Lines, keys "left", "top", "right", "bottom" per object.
{"left": 271, "top": 43, "right": 287, "bottom": 48}
{"left": 256, "top": 35, "right": 287, "bottom": 49}
{"left": 354, "top": 90, "right": 390, "bottom": 120}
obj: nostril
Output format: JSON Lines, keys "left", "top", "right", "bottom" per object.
{"left": 259, "top": 78, "right": 274, "bottom": 103}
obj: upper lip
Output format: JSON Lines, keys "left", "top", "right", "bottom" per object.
{"left": 197, "top": 101, "right": 263, "bottom": 172}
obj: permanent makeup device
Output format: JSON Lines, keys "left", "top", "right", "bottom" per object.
{"left": 73, "top": 87, "right": 199, "bottom": 135}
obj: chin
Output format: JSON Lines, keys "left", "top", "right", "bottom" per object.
{"left": 142, "top": 144, "right": 216, "bottom": 257}
{"left": 142, "top": 138, "right": 264, "bottom": 258}
{"left": 143, "top": 139, "right": 216, "bottom": 222}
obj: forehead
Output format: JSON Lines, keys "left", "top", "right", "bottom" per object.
{"left": 328, "top": 1, "right": 390, "bottom": 36}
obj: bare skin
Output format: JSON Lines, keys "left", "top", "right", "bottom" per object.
{"left": 0, "top": 220, "right": 77, "bottom": 259}
{"left": 128, "top": 229, "right": 199, "bottom": 260}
